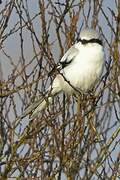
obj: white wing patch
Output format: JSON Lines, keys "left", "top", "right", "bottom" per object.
{"left": 59, "top": 46, "right": 79, "bottom": 69}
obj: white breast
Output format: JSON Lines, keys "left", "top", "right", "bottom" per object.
{"left": 52, "top": 43, "right": 104, "bottom": 95}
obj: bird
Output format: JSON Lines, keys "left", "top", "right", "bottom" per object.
{"left": 23, "top": 28, "right": 104, "bottom": 119}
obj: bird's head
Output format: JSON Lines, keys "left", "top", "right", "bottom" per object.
{"left": 78, "top": 28, "right": 102, "bottom": 46}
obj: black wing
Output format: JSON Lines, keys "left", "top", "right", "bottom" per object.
{"left": 48, "top": 46, "right": 79, "bottom": 76}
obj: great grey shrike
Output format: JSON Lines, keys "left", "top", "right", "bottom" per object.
{"left": 24, "top": 28, "right": 104, "bottom": 118}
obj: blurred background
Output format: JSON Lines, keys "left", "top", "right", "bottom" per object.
{"left": 0, "top": 0, "right": 120, "bottom": 179}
